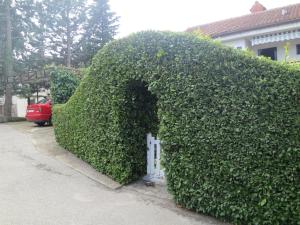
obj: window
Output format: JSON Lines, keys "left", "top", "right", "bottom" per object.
{"left": 296, "top": 44, "right": 300, "bottom": 55}
{"left": 258, "top": 47, "right": 277, "bottom": 60}
{"left": 37, "top": 98, "right": 48, "bottom": 104}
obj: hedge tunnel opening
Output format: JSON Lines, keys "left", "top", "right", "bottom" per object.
{"left": 121, "top": 80, "right": 159, "bottom": 177}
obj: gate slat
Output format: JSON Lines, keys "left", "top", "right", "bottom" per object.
{"left": 146, "top": 133, "right": 151, "bottom": 175}
{"left": 145, "top": 133, "right": 164, "bottom": 182}
{"left": 150, "top": 136, "right": 155, "bottom": 175}
{"left": 155, "top": 140, "right": 160, "bottom": 176}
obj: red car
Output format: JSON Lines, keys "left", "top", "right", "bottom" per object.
{"left": 26, "top": 98, "right": 52, "bottom": 126}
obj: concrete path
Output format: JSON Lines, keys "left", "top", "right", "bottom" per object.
{"left": 0, "top": 122, "right": 229, "bottom": 225}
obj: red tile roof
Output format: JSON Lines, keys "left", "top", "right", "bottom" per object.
{"left": 187, "top": 3, "right": 300, "bottom": 38}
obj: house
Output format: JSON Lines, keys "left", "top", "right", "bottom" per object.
{"left": 187, "top": 1, "right": 300, "bottom": 62}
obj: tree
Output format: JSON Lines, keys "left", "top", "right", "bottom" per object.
{"left": 15, "top": 0, "right": 51, "bottom": 102}
{"left": 1, "top": 0, "right": 106, "bottom": 116}
{"left": 45, "top": 0, "right": 87, "bottom": 67}
{"left": 0, "top": 0, "right": 13, "bottom": 118}
{"left": 0, "top": 3, "right": 5, "bottom": 96}
{"left": 0, "top": 0, "right": 53, "bottom": 110}
{"left": 77, "top": 0, "right": 119, "bottom": 66}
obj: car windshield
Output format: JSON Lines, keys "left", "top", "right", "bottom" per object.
{"left": 37, "top": 98, "right": 48, "bottom": 104}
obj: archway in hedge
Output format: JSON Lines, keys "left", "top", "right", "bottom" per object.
{"left": 121, "top": 80, "right": 159, "bottom": 177}
{"left": 53, "top": 31, "right": 300, "bottom": 225}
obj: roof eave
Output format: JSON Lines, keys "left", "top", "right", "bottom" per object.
{"left": 210, "top": 19, "right": 300, "bottom": 39}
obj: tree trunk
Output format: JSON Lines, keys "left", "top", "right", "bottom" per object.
{"left": 3, "top": 0, "right": 13, "bottom": 118}
{"left": 36, "top": 86, "right": 39, "bottom": 103}
{"left": 66, "top": 7, "right": 71, "bottom": 68}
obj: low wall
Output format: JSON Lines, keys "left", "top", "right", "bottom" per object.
{"left": 0, "top": 116, "right": 26, "bottom": 123}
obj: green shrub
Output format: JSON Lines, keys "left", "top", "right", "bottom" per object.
{"left": 53, "top": 31, "right": 300, "bottom": 225}
{"left": 50, "top": 66, "right": 80, "bottom": 104}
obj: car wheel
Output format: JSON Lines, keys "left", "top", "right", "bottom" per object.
{"left": 36, "top": 122, "right": 46, "bottom": 127}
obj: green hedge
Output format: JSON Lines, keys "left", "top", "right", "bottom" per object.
{"left": 50, "top": 66, "right": 80, "bottom": 104}
{"left": 53, "top": 31, "right": 300, "bottom": 225}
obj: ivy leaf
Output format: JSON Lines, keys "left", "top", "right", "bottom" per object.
{"left": 259, "top": 198, "right": 267, "bottom": 206}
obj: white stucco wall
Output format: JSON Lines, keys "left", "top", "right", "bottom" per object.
{"left": 287, "top": 40, "right": 300, "bottom": 61}
{"left": 12, "top": 96, "right": 27, "bottom": 117}
{"left": 251, "top": 40, "right": 300, "bottom": 62}
{"left": 216, "top": 22, "right": 300, "bottom": 62}
{"left": 222, "top": 38, "right": 300, "bottom": 62}
{"left": 222, "top": 39, "right": 250, "bottom": 50}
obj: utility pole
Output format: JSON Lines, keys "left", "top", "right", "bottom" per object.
{"left": 3, "top": 0, "right": 13, "bottom": 118}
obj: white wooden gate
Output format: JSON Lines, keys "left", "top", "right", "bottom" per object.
{"left": 144, "top": 133, "right": 164, "bottom": 183}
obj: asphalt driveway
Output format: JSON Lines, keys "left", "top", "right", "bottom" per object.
{"left": 0, "top": 122, "right": 229, "bottom": 225}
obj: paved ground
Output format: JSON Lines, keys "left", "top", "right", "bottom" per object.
{"left": 0, "top": 122, "right": 229, "bottom": 225}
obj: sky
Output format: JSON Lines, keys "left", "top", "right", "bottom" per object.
{"left": 108, "top": 0, "right": 300, "bottom": 38}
